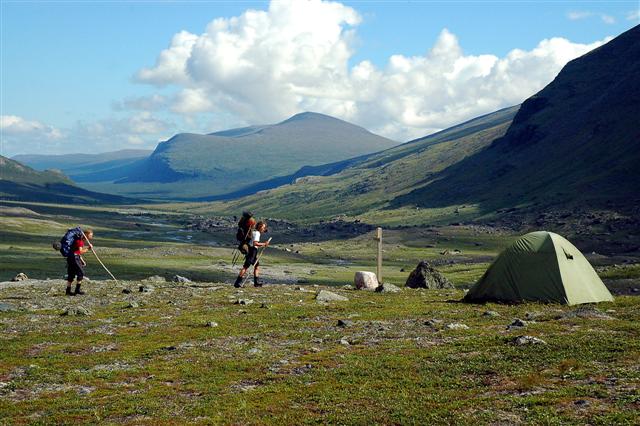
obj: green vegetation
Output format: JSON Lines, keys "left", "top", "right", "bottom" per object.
{"left": 1, "top": 201, "right": 638, "bottom": 424}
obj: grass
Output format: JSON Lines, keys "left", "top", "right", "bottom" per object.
{"left": 0, "top": 200, "right": 639, "bottom": 424}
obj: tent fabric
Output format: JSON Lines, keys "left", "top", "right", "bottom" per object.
{"left": 464, "top": 231, "right": 613, "bottom": 305}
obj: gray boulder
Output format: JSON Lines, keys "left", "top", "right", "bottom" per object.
{"left": 61, "top": 306, "right": 92, "bottom": 316}
{"left": 513, "top": 335, "right": 547, "bottom": 346}
{"left": 375, "top": 283, "right": 402, "bottom": 293}
{"left": 11, "top": 273, "right": 28, "bottom": 282}
{"left": 405, "top": 261, "right": 454, "bottom": 289}
{"left": 315, "top": 290, "right": 348, "bottom": 302}
{"left": 173, "top": 275, "right": 192, "bottom": 283}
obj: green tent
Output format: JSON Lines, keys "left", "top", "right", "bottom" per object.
{"left": 464, "top": 231, "right": 613, "bottom": 305}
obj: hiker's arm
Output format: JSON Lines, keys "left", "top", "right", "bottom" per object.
{"left": 79, "top": 246, "right": 91, "bottom": 255}
{"left": 254, "top": 241, "right": 270, "bottom": 247}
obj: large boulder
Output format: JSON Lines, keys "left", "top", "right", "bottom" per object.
{"left": 405, "top": 261, "right": 454, "bottom": 289}
{"left": 354, "top": 271, "right": 378, "bottom": 290}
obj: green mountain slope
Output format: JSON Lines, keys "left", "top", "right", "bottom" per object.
{"left": 191, "top": 106, "right": 518, "bottom": 221}
{"left": 0, "top": 156, "right": 135, "bottom": 204}
{"left": 106, "top": 112, "right": 397, "bottom": 200}
{"left": 13, "top": 149, "right": 152, "bottom": 183}
{"left": 394, "top": 25, "right": 640, "bottom": 212}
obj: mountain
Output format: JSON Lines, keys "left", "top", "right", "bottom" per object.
{"left": 13, "top": 149, "right": 152, "bottom": 183}
{"left": 104, "top": 112, "right": 397, "bottom": 200}
{"left": 195, "top": 106, "right": 519, "bottom": 221}
{"left": 392, "top": 25, "right": 640, "bottom": 212}
{"left": 0, "top": 156, "right": 135, "bottom": 204}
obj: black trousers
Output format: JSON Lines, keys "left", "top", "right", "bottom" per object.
{"left": 243, "top": 247, "right": 259, "bottom": 269}
{"left": 67, "top": 255, "right": 85, "bottom": 282}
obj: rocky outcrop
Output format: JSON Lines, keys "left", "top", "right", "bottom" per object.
{"left": 405, "top": 261, "right": 453, "bottom": 289}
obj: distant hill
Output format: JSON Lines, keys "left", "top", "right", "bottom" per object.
{"left": 102, "top": 112, "right": 397, "bottom": 200}
{"left": 0, "top": 156, "right": 135, "bottom": 204}
{"left": 13, "top": 149, "right": 152, "bottom": 183}
{"left": 195, "top": 106, "right": 519, "bottom": 221}
{"left": 393, "top": 25, "right": 640, "bottom": 212}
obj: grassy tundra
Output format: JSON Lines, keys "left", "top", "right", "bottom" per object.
{"left": 1, "top": 201, "right": 638, "bottom": 424}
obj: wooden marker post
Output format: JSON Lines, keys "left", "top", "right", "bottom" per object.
{"left": 375, "top": 227, "right": 383, "bottom": 284}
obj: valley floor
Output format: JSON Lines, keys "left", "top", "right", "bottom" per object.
{"left": 0, "top": 201, "right": 638, "bottom": 424}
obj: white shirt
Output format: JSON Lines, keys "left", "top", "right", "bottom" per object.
{"left": 250, "top": 230, "right": 261, "bottom": 247}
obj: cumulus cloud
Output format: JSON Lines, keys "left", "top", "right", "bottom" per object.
{"left": 133, "top": 0, "right": 611, "bottom": 142}
{"left": 1, "top": 112, "right": 172, "bottom": 156}
{"left": 1, "top": 115, "right": 63, "bottom": 139}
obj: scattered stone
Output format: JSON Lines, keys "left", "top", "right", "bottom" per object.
{"left": 524, "top": 312, "right": 543, "bottom": 320}
{"left": 574, "top": 399, "right": 590, "bottom": 407}
{"left": 143, "top": 275, "right": 166, "bottom": 282}
{"left": 375, "top": 283, "right": 402, "bottom": 293}
{"left": 61, "top": 306, "right": 92, "bottom": 316}
{"left": 315, "top": 290, "right": 348, "bottom": 302}
{"left": 173, "top": 275, "right": 192, "bottom": 283}
{"left": 121, "top": 288, "right": 131, "bottom": 294}
{"left": 512, "top": 335, "right": 547, "bottom": 346}
{"left": 354, "top": 271, "right": 378, "bottom": 290}
{"left": 400, "top": 268, "right": 405, "bottom": 272}
{"left": 126, "top": 301, "right": 139, "bottom": 309}
{"left": 339, "top": 338, "right": 350, "bottom": 346}
{"left": 162, "top": 346, "right": 177, "bottom": 351}
{"left": 235, "top": 299, "right": 254, "bottom": 306}
{"left": 127, "top": 321, "right": 141, "bottom": 327}
{"left": 482, "top": 310, "right": 501, "bottom": 318}
{"left": 139, "top": 285, "right": 154, "bottom": 293}
{"left": 11, "top": 273, "right": 28, "bottom": 282}
{"left": 405, "top": 261, "right": 454, "bottom": 289}
{"left": 206, "top": 321, "right": 219, "bottom": 328}
{"left": 247, "top": 348, "right": 262, "bottom": 355}
{"left": 337, "top": 319, "right": 353, "bottom": 328}
{"left": 424, "top": 319, "right": 443, "bottom": 328}
{"left": 446, "top": 323, "right": 469, "bottom": 330}
{"left": 77, "top": 386, "right": 95, "bottom": 395}
{"left": 507, "top": 318, "right": 527, "bottom": 330}
{"left": 559, "top": 306, "right": 614, "bottom": 320}
{"left": 260, "top": 303, "right": 270, "bottom": 309}
{"left": 0, "top": 303, "right": 17, "bottom": 312}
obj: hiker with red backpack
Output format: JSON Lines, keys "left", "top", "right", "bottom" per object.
{"left": 56, "top": 227, "right": 94, "bottom": 296}
{"left": 234, "top": 221, "right": 270, "bottom": 288}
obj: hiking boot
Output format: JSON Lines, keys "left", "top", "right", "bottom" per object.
{"left": 74, "top": 284, "right": 85, "bottom": 295}
{"left": 254, "top": 277, "right": 263, "bottom": 288}
{"left": 234, "top": 276, "right": 244, "bottom": 288}
{"left": 65, "top": 286, "right": 74, "bottom": 296}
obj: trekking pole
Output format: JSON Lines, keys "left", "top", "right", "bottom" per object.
{"left": 80, "top": 230, "right": 120, "bottom": 286}
{"left": 242, "top": 237, "right": 272, "bottom": 286}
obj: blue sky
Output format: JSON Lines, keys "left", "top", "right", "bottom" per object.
{"left": 1, "top": 0, "right": 638, "bottom": 156}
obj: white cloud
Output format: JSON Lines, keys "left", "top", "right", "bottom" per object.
{"left": 627, "top": 10, "right": 640, "bottom": 22}
{"left": 1, "top": 115, "right": 63, "bottom": 139}
{"left": 1, "top": 112, "right": 172, "bottom": 156}
{"left": 567, "top": 10, "right": 593, "bottom": 20}
{"left": 113, "top": 94, "right": 168, "bottom": 111}
{"left": 134, "top": 0, "right": 611, "bottom": 142}
{"left": 601, "top": 14, "right": 616, "bottom": 24}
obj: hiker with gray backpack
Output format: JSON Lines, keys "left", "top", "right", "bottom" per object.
{"left": 54, "top": 227, "right": 94, "bottom": 296}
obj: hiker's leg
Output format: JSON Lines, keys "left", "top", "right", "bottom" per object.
{"left": 235, "top": 266, "right": 248, "bottom": 287}
{"left": 74, "top": 256, "right": 86, "bottom": 295}
{"left": 66, "top": 257, "right": 76, "bottom": 296}
{"left": 253, "top": 262, "right": 262, "bottom": 287}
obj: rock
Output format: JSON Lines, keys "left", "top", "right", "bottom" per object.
{"left": 424, "top": 319, "right": 443, "bottom": 329}
{"left": 0, "top": 303, "right": 17, "bottom": 312}
{"left": 315, "top": 290, "right": 348, "bottom": 302}
{"left": 446, "top": 323, "right": 469, "bottom": 330}
{"left": 234, "top": 299, "right": 254, "bottom": 306}
{"left": 374, "top": 283, "right": 402, "bottom": 293}
{"left": 206, "top": 321, "right": 219, "bottom": 327}
{"left": 559, "top": 306, "right": 614, "bottom": 320}
{"left": 121, "top": 288, "right": 131, "bottom": 294}
{"left": 524, "top": 312, "right": 543, "bottom": 320}
{"left": 61, "top": 306, "right": 92, "bottom": 316}
{"left": 354, "top": 271, "right": 379, "bottom": 290}
{"left": 11, "top": 273, "right": 28, "bottom": 281}
{"left": 405, "top": 261, "right": 454, "bottom": 289}
{"left": 247, "top": 348, "right": 262, "bottom": 355}
{"left": 482, "top": 310, "right": 500, "bottom": 318}
{"left": 337, "top": 319, "right": 353, "bottom": 328}
{"left": 507, "top": 318, "right": 527, "bottom": 330}
{"left": 173, "top": 275, "right": 192, "bottom": 283}
{"left": 139, "top": 285, "right": 154, "bottom": 293}
{"left": 339, "top": 338, "right": 350, "bottom": 346}
{"left": 513, "top": 335, "right": 547, "bottom": 346}
{"left": 126, "top": 301, "right": 139, "bottom": 309}
{"left": 260, "top": 303, "right": 270, "bottom": 309}
{"left": 143, "top": 275, "right": 165, "bottom": 282}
